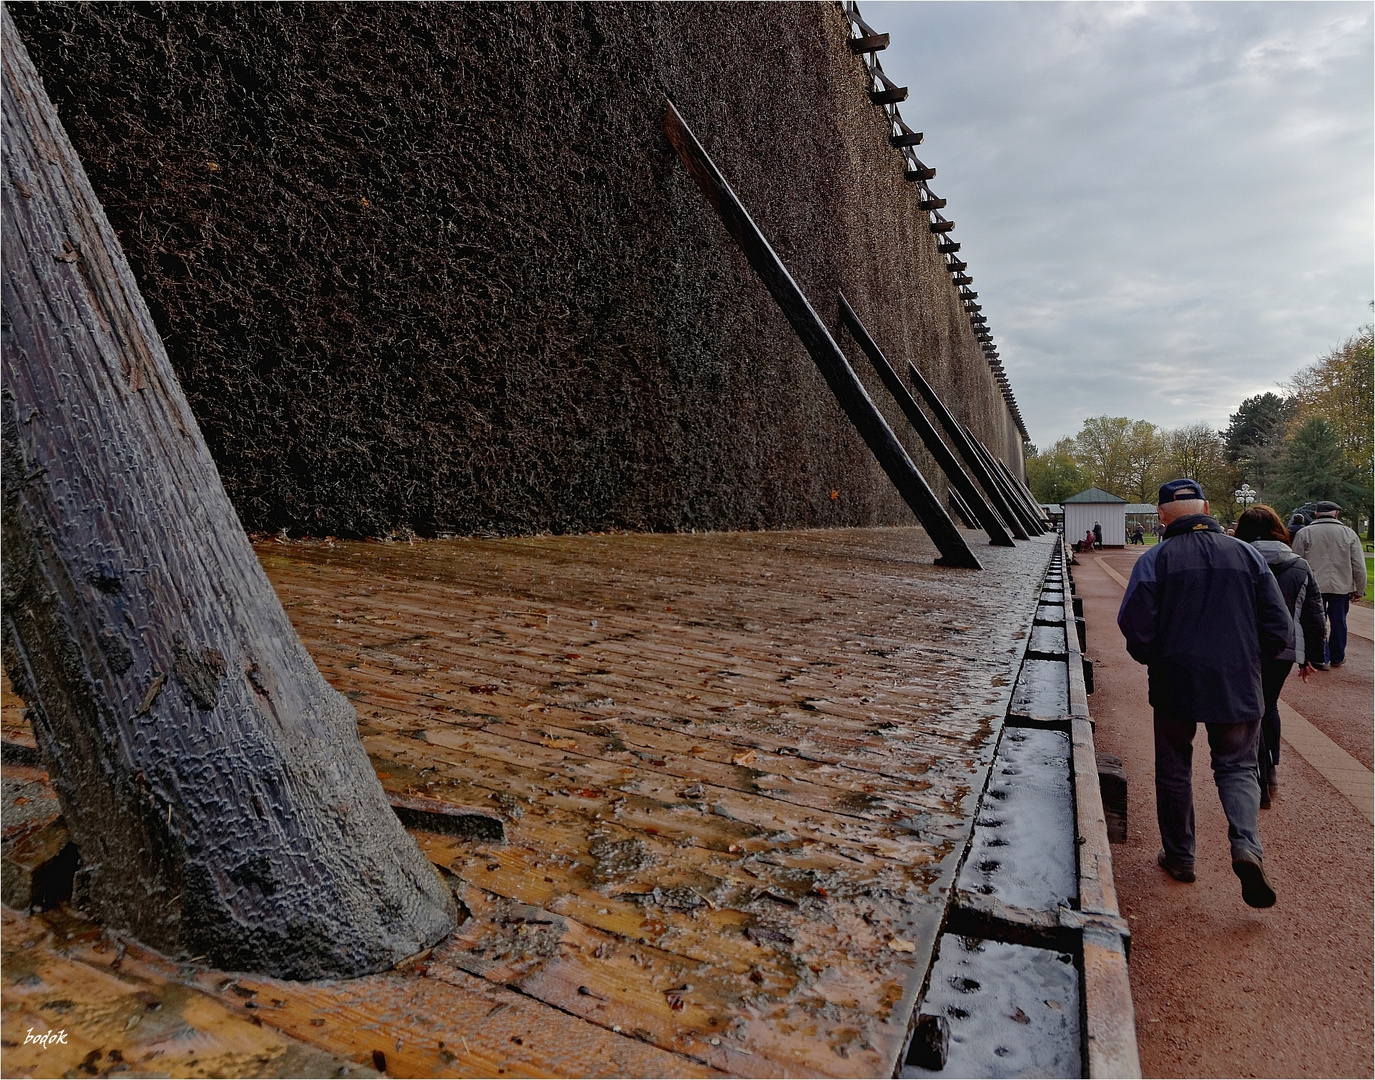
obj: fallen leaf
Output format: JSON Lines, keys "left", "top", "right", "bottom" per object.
{"left": 888, "top": 937, "right": 916, "bottom": 953}
{"left": 542, "top": 737, "right": 578, "bottom": 750}
{"left": 731, "top": 749, "right": 758, "bottom": 766}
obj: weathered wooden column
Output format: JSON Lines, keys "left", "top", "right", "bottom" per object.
{"left": 1, "top": 13, "right": 454, "bottom": 978}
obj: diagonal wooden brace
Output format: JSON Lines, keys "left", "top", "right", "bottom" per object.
{"left": 663, "top": 99, "right": 980, "bottom": 569}
{"left": 905, "top": 362, "right": 1032, "bottom": 540}
{"left": 837, "top": 293, "right": 1015, "bottom": 547}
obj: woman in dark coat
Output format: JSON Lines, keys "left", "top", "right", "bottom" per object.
{"left": 1236, "top": 505, "right": 1326, "bottom": 806}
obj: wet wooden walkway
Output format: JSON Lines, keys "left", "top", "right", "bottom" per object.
{"left": 3, "top": 527, "right": 1055, "bottom": 1078}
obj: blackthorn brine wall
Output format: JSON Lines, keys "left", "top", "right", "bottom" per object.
{"left": 12, "top": 2, "right": 1022, "bottom": 538}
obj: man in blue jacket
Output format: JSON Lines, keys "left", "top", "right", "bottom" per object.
{"left": 1117, "top": 479, "right": 1292, "bottom": 908}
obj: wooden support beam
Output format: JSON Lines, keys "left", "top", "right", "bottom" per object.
{"left": 967, "top": 431, "right": 1041, "bottom": 535}
{"left": 664, "top": 100, "right": 981, "bottom": 569}
{"left": 871, "top": 86, "right": 908, "bottom": 106}
{"left": 905, "top": 164, "right": 936, "bottom": 181}
{"left": 972, "top": 438, "right": 1047, "bottom": 533}
{"left": 937, "top": 240, "right": 961, "bottom": 253}
{"left": 994, "top": 456, "right": 1051, "bottom": 527}
{"left": 948, "top": 487, "right": 978, "bottom": 530}
{"left": 905, "top": 362, "right": 1031, "bottom": 541}
{"left": 845, "top": 7, "right": 889, "bottom": 47}
{"left": 946, "top": 258, "right": 968, "bottom": 271}
{"left": 849, "top": 32, "right": 890, "bottom": 53}
{"left": 953, "top": 273, "right": 972, "bottom": 286}
{"left": 891, "top": 129, "right": 925, "bottom": 148}
{"left": 919, "top": 197, "right": 947, "bottom": 210}
{"left": 930, "top": 220, "right": 956, "bottom": 233}
{"left": 838, "top": 293, "right": 1016, "bottom": 547}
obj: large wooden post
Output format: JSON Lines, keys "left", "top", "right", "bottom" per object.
{"left": 0, "top": 13, "right": 454, "bottom": 978}
{"left": 663, "top": 100, "right": 980, "bottom": 569}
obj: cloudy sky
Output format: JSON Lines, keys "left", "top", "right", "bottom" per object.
{"left": 867, "top": 1, "right": 1373, "bottom": 449}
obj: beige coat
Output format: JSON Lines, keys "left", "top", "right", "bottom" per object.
{"left": 1292, "top": 517, "right": 1368, "bottom": 595}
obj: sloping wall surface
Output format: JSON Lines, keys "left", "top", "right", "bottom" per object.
{"left": 12, "top": 2, "right": 1019, "bottom": 538}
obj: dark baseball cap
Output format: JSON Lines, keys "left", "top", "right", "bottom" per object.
{"left": 1314, "top": 501, "right": 1342, "bottom": 513}
{"left": 1158, "top": 478, "right": 1205, "bottom": 504}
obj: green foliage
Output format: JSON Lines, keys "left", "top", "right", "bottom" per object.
{"left": 1286, "top": 325, "right": 1374, "bottom": 528}
{"left": 1071, "top": 417, "right": 1161, "bottom": 500}
{"left": 1026, "top": 437, "right": 1087, "bottom": 504}
{"left": 1053, "top": 324, "right": 1372, "bottom": 533}
{"left": 1223, "top": 392, "right": 1294, "bottom": 499}
{"left": 1162, "top": 423, "right": 1242, "bottom": 522}
{"left": 1271, "top": 417, "right": 1367, "bottom": 516}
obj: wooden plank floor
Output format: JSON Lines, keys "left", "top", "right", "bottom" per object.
{"left": 3, "top": 527, "right": 1054, "bottom": 1078}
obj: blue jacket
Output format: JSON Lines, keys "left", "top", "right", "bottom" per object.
{"left": 1117, "top": 515, "right": 1292, "bottom": 723}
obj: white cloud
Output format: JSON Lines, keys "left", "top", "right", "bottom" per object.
{"left": 866, "top": 0, "right": 1373, "bottom": 447}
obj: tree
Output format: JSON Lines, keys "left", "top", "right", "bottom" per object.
{"left": 1025, "top": 438, "right": 1087, "bottom": 504}
{"left": 1271, "top": 418, "right": 1366, "bottom": 518}
{"left": 1161, "top": 424, "right": 1241, "bottom": 522}
{"left": 1072, "top": 417, "right": 1135, "bottom": 497}
{"left": 1287, "top": 325, "right": 1374, "bottom": 532}
{"left": 1222, "top": 392, "right": 1294, "bottom": 500}
{"left": 1122, "top": 421, "right": 1166, "bottom": 504}
{"left": 1, "top": 13, "right": 453, "bottom": 978}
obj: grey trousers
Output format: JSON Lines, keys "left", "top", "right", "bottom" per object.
{"left": 1154, "top": 716, "right": 1263, "bottom": 865}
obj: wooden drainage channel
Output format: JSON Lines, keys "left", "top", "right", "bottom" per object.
{"left": 2, "top": 529, "right": 1137, "bottom": 1078}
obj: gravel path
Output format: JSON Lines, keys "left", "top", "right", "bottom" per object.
{"left": 1078, "top": 547, "right": 1373, "bottom": 1079}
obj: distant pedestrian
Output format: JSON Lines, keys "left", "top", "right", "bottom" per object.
{"left": 1153, "top": 520, "right": 1165, "bottom": 540}
{"left": 1117, "top": 479, "right": 1291, "bottom": 908}
{"left": 1093, "top": 520, "right": 1103, "bottom": 548}
{"left": 1290, "top": 501, "right": 1366, "bottom": 669}
{"left": 1235, "top": 505, "right": 1325, "bottom": 807}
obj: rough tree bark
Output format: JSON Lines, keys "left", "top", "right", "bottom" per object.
{"left": 0, "top": 12, "right": 454, "bottom": 978}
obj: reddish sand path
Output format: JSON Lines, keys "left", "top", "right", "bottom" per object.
{"left": 1077, "top": 547, "right": 1373, "bottom": 1079}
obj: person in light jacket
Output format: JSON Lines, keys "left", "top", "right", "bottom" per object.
{"left": 1235, "top": 505, "right": 1325, "bottom": 806}
{"left": 1290, "top": 501, "right": 1367, "bottom": 669}
{"left": 1118, "top": 479, "right": 1292, "bottom": 908}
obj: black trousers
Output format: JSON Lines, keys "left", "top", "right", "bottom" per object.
{"left": 1258, "top": 658, "right": 1293, "bottom": 783}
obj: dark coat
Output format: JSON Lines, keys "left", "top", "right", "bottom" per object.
{"left": 1251, "top": 540, "right": 1326, "bottom": 666}
{"left": 1117, "top": 515, "right": 1292, "bottom": 723}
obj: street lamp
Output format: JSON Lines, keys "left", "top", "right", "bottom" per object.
{"left": 1235, "top": 483, "right": 1256, "bottom": 509}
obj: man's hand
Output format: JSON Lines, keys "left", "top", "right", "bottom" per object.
{"left": 1298, "top": 662, "right": 1314, "bottom": 683}
{"left": 1350, "top": 591, "right": 1362, "bottom": 602}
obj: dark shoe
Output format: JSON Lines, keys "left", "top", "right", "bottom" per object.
{"left": 1331, "top": 659, "right": 1345, "bottom": 668}
{"left": 1232, "top": 852, "right": 1276, "bottom": 908}
{"left": 1157, "top": 850, "right": 1195, "bottom": 883}
{"left": 1259, "top": 785, "right": 1271, "bottom": 809}
{"left": 1313, "top": 662, "right": 1330, "bottom": 671}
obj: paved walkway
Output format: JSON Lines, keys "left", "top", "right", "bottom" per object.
{"left": 1076, "top": 547, "right": 1373, "bottom": 1078}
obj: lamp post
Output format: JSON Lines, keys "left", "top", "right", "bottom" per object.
{"left": 1235, "top": 483, "right": 1256, "bottom": 509}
